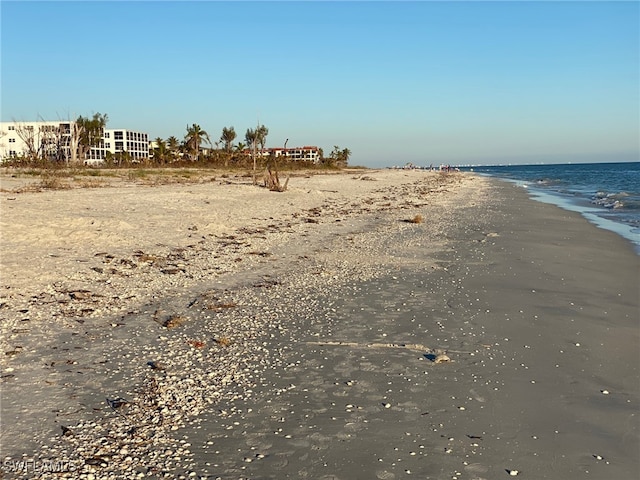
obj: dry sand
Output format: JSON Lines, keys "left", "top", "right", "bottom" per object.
{"left": 0, "top": 169, "right": 638, "bottom": 479}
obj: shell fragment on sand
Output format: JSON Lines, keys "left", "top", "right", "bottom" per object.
{"left": 434, "top": 353, "right": 451, "bottom": 363}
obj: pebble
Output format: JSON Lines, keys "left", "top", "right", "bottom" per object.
{"left": 1, "top": 174, "right": 500, "bottom": 479}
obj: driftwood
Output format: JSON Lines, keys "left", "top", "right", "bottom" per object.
{"left": 263, "top": 166, "right": 289, "bottom": 192}
{"left": 304, "top": 341, "right": 478, "bottom": 363}
{"left": 305, "top": 340, "right": 432, "bottom": 352}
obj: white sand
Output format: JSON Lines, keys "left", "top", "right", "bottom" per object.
{"left": 1, "top": 170, "right": 483, "bottom": 468}
{"left": 1, "top": 169, "right": 637, "bottom": 479}
{"left": 1, "top": 170, "right": 477, "bottom": 348}
{"left": 1, "top": 170, "right": 466, "bottom": 294}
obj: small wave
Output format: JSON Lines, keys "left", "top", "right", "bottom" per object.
{"left": 591, "top": 191, "right": 639, "bottom": 210}
{"left": 534, "top": 177, "right": 563, "bottom": 186}
{"left": 592, "top": 198, "right": 625, "bottom": 209}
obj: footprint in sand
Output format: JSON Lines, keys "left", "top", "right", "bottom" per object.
{"left": 267, "top": 454, "right": 289, "bottom": 468}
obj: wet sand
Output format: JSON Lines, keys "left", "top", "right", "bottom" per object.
{"left": 181, "top": 180, "right": 639, "bottom": 480}
{"left": 0, "top": 171, "right": 638, "bottom": 479}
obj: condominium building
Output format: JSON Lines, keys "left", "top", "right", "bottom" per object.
{"left": 242, "top": 145, "right": 321, "bottom": 163}
{"left": 0, "top": 121, "right": 68, "bottom": 161}
{"left": 0, "top": 121, "right": 149, "bottom": 164}
{"left": 94, "top": 128, "right": 149, "bottom": 163}
{"left": 270, "top": 146, "right": 321, "bottom": 163}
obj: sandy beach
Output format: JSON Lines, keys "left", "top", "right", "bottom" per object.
{"left": 0, "top": 168, "right": 638, "bottom": 479}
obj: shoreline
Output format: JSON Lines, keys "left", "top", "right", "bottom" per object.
{"left": 466, "top": 162, "right": 640, "bottom": 255}
{"left": 1, "top": 172, "right": 638, "bottom": 479}
{"left": 489, "top": 176, "right": 640, "bottom": 255}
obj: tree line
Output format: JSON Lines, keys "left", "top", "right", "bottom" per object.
{"left": 153, "top": 123, "right": 351, "bottom": 170}
{"left": 3, "top": 115, "right": 352, "bottom": 171}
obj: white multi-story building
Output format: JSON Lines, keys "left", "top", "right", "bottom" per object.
{"left": 0, "top": 121, "right": 149, "bottom": 164}
{"left": 270, "top": 146, "right": 321, "bottom": 163}
{"left": 101, "top": 128, "right": 149, "bottom": 163}
{"left": 0, "top": 121, "right": 69, "bottom": 161}
{"left": 242, "top": 145, "right": 321, "bottom": 163}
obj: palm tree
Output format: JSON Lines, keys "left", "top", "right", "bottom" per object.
{"left": 256, "top": 124, "right": 269, "bottom": 155}
{"left": 167, "top": 136, "right": 179, "bottom": 150}
{"left": 76, "top": 112, "right": 108, "bottom": 162}
{"left": 220, "top": 126, "right": 237, "bottom": 167}
{"left": 245, "top": 128, "right": 258, "bottom": 184}
{"left": 166, "top": 136, "right": 180, "bottom": 162}
{"left": 326, "top": 145, "right": 351, "bottom": 168}
{"left": 340, "top": 148, "right": 352, "bottom": 167}
{"left": 184, "top": 124, "right": 211, "bottom": 161}
{"left": 220, "top": 126, "right": 236, "bottom": 153}
{"left": 153, "top": 137, "right": 168, "bottom": 165}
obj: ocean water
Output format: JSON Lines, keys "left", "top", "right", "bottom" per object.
{"left": 463, "top": 162, "right": 640, "bottom": 253}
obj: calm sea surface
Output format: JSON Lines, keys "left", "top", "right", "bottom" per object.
{"left": 462, "top": 162, "right": 640, "bottom": 253}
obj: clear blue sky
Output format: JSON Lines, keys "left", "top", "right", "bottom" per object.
{"left": 2, "top": 1, "right": 638, "bottom": 167}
